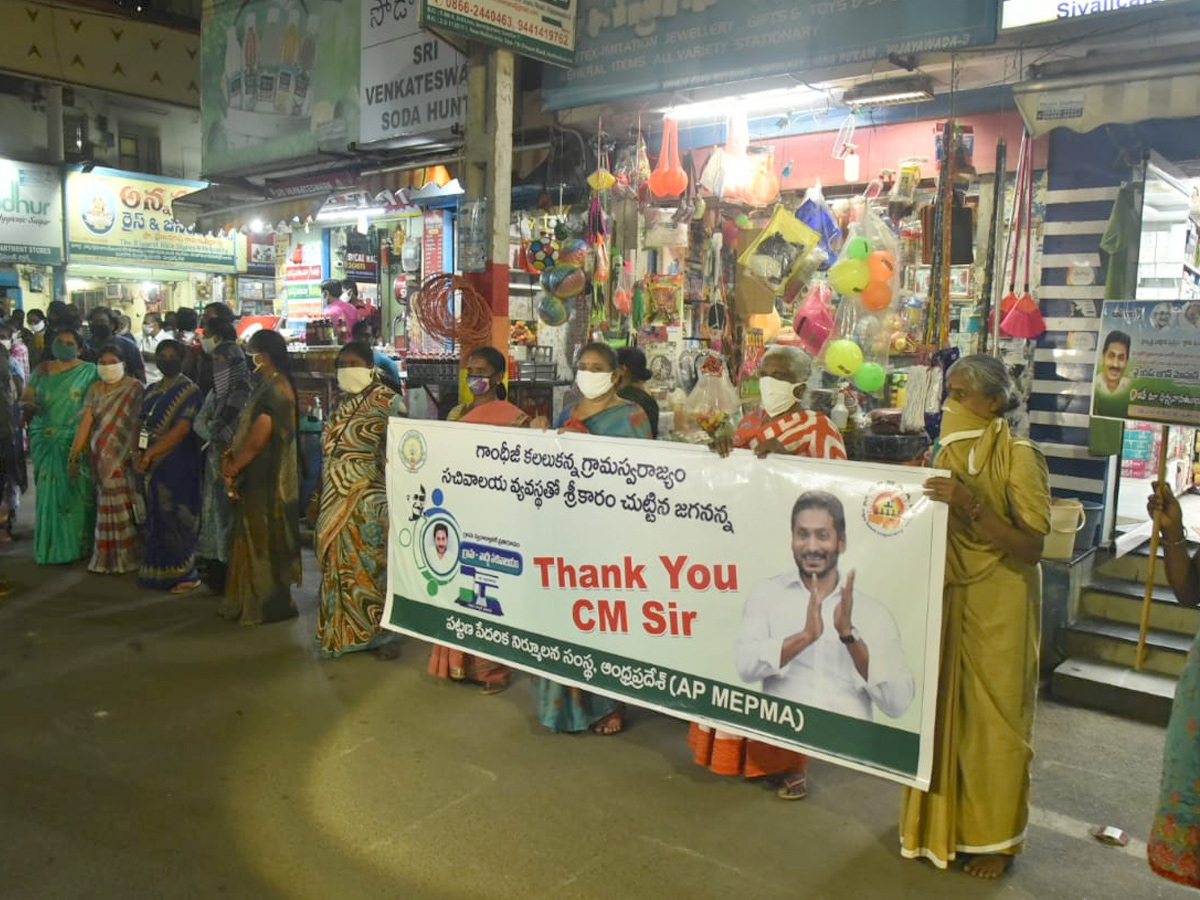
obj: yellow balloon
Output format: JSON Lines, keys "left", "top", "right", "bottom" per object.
{"left": 825, "top": 339, "right": 864, "bottom": 377}
{"left": 748, "top": 309, "right": 782, "bottom": 343}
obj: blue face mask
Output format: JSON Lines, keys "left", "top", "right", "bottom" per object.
{"left": 466, "top": 375, "right": 491, "bottom": 396}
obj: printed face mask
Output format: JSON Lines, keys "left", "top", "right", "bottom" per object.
{"left": 466, "top": 375, "right": 491, "bottom": 396}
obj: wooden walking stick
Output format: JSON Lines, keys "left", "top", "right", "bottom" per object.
{"left": 1136, "top": 424, "right": 1170, "bottom": 671}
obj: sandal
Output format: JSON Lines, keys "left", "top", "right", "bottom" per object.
{"left": 479, "top": 674, "right": 514, "bottom": 696}
{"left": 591, "top": 709, "right": 625, "bottom": 736}
{"left": 170, "top": 579, "right": 202, "bottom": 595}
{"left": 776, "top": 773, "right": 808, "bottom": 801}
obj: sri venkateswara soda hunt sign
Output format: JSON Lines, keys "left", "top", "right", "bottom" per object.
{"left": 385, "top": 421, "right": 949, "bottom": 789}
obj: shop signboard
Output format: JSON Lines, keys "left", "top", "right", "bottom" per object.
{"left": 420, "top": 0, "right": 576, "bottom": 67}
{"left": 361, "top": 0, "right": 467, "bottom": 145}
{"left": 385, "top": 422, "right": 949, "bottom": 788}
{"left": 201, "top": 0, "right": 360, "bottom": 177}
{"left": 1001, "top": 0, "right": 1187, "bottom": 31}
{"left": 1093, "top": 299, "right": 1200, "bottom": 425}
{"left": 65, "top": 168, "right": 236, "bottom": 272}
{"left": 543, "top": 0, "right": 997, "bottom": 111}
{"left": 0, "top": 159, "right": 62, "bottom": 266}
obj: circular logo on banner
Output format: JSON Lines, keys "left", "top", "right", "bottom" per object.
{"left": 862, "top": 483, "right": 910, "bottom": 537}
{"left": 398, "top": 429, "right": 427, "bottom": 473}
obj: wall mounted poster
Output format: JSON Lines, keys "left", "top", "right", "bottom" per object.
{"left": 1093, "top": 299, "right": 1200, "bottom": 425}
{"left": 385, "top": 421, "right": 949, "bottom": 788}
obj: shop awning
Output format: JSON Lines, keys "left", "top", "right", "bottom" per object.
{"left": 1015, "top": 61, "right": 1200, "bottom": 137}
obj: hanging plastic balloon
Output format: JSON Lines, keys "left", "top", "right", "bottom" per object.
{"left": 824, "top": 339, "right": 864, "bottom": 377}
{"left": 613, "top": 286, "right": 632, "bottom": 314}
{"left": 867, "top": 250, "right": 898, "bottom": 284}
{"left": 536, "top": 291, "right": 570, "bottom": 326}
{"left": 853, "top": 361, "right": 887, "bottom": 393}
{"left": 844, "top": 236, "right": 871, "bottom": 260}
{"left": 860, "top": 280, "right": 893, "bottom": 312}
{"left": 828, "top": 258, "right": 870, "bottom": 296}
{"left": 557, "top": 238, "right": 590, "bottom": 268}
{"left": 526, "top": 236, "right": 558, "bottom": 271}
{"left": 747, "top": 309, "right": 782, "bottom": 343}
{"left": 541, "top": 264, "right": 587, "bottom": 299}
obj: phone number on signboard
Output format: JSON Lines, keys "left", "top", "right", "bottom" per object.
{"left": 438, "top": 0, "right": 513, "bottom": 28}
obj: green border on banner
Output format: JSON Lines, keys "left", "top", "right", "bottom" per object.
{"left": 422, "top": 6, "right": 575, "bottom": 67}
{"left": 390, "top": 593, "right": 919, "bottom": 777}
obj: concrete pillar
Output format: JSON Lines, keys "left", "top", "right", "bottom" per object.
{"left": 462, "top": 46, "right": 513, "bottom": 357}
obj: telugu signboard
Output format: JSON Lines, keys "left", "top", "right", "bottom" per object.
{"left": 65, "top": 168, "right": 236, "bottom": 272}
{"left": 1092, "top": 299, "right": 1200, "bottom": 425}
{"left": 361, "top": 0, "right": 467, "bottom": 145}
{"left": 0, "top": 159, "right": 62, "bottom": 266}
{"left": 420, "top": 0, "right": 576, "bottom": 67}
{"left": 385, "top": 421, "right": 949, "bottom": 788}
{"left": 543, "top": 0, "right": 996, "bottom": 110}
{"left": 1001, "top": 0, "right": 1183, "bottom": 30}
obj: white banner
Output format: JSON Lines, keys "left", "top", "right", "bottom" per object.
{"left": 361, "top": 0, "right": 467, "bottom": 145}
{"left": 0, "top": 159, "right": 62, "bottom": 266}
{"left": 385, "top": 421, "right": 949, "bottom": 788}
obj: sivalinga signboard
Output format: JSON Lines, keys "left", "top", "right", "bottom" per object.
{"left": 543, "top": 0, "right": 996, "bottom": 110}
{"left": 0, "top": 159, "right": 62, "bottom": 266}
{"left": 1001, "top": 0, "right": 1183, "bottom": 30}
{"left": 361, "top": 0, "right": 467, "bottom": 145}
{"left": 385, "top": 420, "right": 950, "bottom": 788}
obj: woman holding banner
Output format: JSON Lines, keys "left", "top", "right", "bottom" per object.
{"left": 428, "top": 346, "right": 526, "bottom": 691}
{"left": 689, "top": 344, "right": 846, "bottom": 800}
{"left": 1145, "top": 483, "right": 1200, "bottom": 887}
{"left": 534, "top": 342, "right": 651, "bottom": 734}
{"left": 903, "top": 354, "right": 1050, "bottom": 879}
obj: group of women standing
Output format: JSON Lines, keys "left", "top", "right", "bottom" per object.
{"left": 24, "top": 312, "right": 303, "bottom": 627}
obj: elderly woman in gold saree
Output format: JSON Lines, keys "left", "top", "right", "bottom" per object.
{"left": 902, "top": 354, "right": 1050, "bottom": 880}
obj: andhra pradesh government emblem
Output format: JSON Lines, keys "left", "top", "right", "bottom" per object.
{"left": 398, "top": 429, "right": 427, "bottom": 472}
{"left": 862, "top": 482, "right": 910, "bottom": 537}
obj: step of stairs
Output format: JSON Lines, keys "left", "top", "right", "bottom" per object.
{"left": 1078, "top": 575, "right": 1200, "bottom": 636}
{"left": 1095, "top": 542, "right": 1190, "bottom": 588}
{"left": 1050, "top": 657, "right": 1177, "bottom": 725}
{"left": 1060, "top": 616, "right": 1193, "bottom": 677}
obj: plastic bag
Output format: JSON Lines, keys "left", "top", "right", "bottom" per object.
{"left": 685, "top": 352, "right": 742, "bottom": 434}
{"left": 738, "top": 205, "right": 822, "bottom": 296}
{"left": 793, "top": 281, "right": 835, "bottom": 359}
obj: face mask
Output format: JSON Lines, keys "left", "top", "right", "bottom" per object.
{"left": 200, "top": 335, "right": 218, "bottom": 355}
{"left": 52, "top": 341, "right": 78, "bottom": 362}
{"left": 90, "top": 323, "right": 112, "bottom": 342}
{"left": 0, "top": 340, "right": 11, "bottom": 351}
{"left": 337, "top": 367, "right": 373, "bottom": 395}
{"left": 30, "top": 321, "right": 44, "bottom": 334}
{"left": 97, "top": 362, "right": 125, "bottom": 384}
{"left": 939, "top": 398, "right": 993, "bottom": 435}
{"left": 759, "top": 376, "right": 799, "bottom": 418}
{"left": 466, "top": 375, "right": 491, "bottom": 396}
{"left": 576, "top": 370, "right": 615, "bottom": 400}
{"left": 157, "top": 357, "right": 182, "bottom": 378}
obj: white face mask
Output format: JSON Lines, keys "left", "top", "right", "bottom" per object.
{"left": 759, "top": 376, "right": 799, "bottom": 418}
{"left": 98, "top": 361, "right": 125, "bottom": 384}
{"left": 0, "top": 340, "right": 10, "bottom": 350}
{"left": 200, "top": 335, "right": 218, "bottom": 355}
{"left": 576, "top": 369, "right": 615, "bottom": 400}
{"left": 30, "top": 321, "right": 44, "bottom": 334}
{"left": 337, "top": 366, "right": 373, "bottom": 395}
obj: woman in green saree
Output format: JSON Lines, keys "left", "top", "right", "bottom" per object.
{"left": 25, "top": 329, "right": 98, "bottom": 565}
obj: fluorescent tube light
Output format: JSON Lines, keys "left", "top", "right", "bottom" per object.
{"left": 842, "top": 76, "right": 935, "bottom": 108}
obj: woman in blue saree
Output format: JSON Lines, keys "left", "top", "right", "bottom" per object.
{"left": 137, "top": 339, "right": 203, "bottom": 592}
{"left": 536, "top": 342, "right": 652, "bottom": 735}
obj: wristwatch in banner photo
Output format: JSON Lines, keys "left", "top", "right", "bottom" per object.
{"left": 840, "top": 627, "right": 862, "bottom": 645}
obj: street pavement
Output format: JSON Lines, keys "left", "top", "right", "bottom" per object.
{"left": 0, "top": 536, "right": 1193, "bottom": 900}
